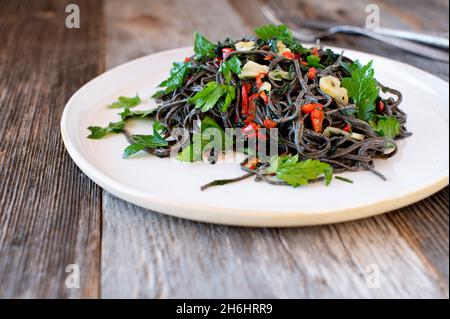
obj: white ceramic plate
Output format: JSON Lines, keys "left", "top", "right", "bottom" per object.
{"left": 61, "top": 47, "right": 449, "bottom": 227}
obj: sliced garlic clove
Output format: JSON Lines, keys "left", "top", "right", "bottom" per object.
{"left": 334, "top": 87, "right": 349, "bottom": 106}
{"left": 259, "top": 82, "right": 272, "bottom": 93}
{"left": 319, "top": 76, "right": 341, "bottom": 98}
{"left": 268, "top": 69, "right": 293, "bottom": 81}
{"left": 349, "top": 132, "right": 365, "bottom": 141}
{"left": 323, "top": 127, "right": 349, "bottom": 138}
{"left": 235, "top": 41, "right": 256, "bottom": 52}
{"left": 238, "top": 61, "right": 269, "bottom": 79}
{"left": 276, "top": 40, "right": 291, "bottom": 54}
{"left": 323, "top": 127, "right": 365, "bottom": 141}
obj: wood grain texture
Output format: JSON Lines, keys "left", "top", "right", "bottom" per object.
{"left": 0, "top": 0, "right": 103, "bottom": 298}
{"left": 102, "top": 196, "right": 447, "bottom": 298}
{"left": 105, "top": 0, "right": 248, "bottom": 68}
{"left": 0, "top": 0, "right": 446, "bottom": 299}
{"left": 101, "top": 0, "right": 449, "bottom": 299}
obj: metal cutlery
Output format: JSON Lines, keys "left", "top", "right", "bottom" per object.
{"left": 260, "top": 5, "right": 449, "bottom": 63}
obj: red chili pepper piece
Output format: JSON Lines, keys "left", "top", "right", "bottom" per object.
{"left": 294, "top": 53, "right": 302, "bottom": 60}
{"left": 260, "top": 91, "right": 269, "bottom": 104}
{"left": 222, "top": 48, "right": 234, "bottom": 60}
{"left": 243, "top": 116, "right": 255, "bottom": 125}
{"left": 242, "top": 121, "right": 267, "bottom": 142}
{"left": 378, "top": 100, "right": 385, "bottom": 113}
{"left": 184, "top": 57, "right": 191, "bottom": 63}
{"left": 248, "top": 93, "right": 260, "bottom": 115}
{"left": 241, "top": 84, "right": 249, "bottom": 115}
{"left": 263, "top": 119, "right": 277, "bottom": 129}
{"left": 311, "top": 107, "right": 325, "bottom": 133}
{"left": 300, "top": 60, "right": 308, "bottom": 66}
{"left": 308, "top": 67, "right": 317, "bottom": 80}
{"left": 255, "top": 73, "right": 265, "bottom": 89}
{"left": 242, "top": 122, "right": 260, "bottom": 135}
{"left": 282, "top": 51, "right": 295, "bottom": 60}
{"left": 247, "top": 157, "right": 260, "bottom": 170}
{"left": 312, "top": 48, "right": 320, "bottom": 57}
{"left": 301, "top": 103, "right": 323, "bottom": 114}
{"left": 343, "top": 124, "right": 351, "bottom": 132}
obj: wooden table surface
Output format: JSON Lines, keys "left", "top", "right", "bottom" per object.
{"left": 0, "top": 0, "right": 448, "bottom": 299}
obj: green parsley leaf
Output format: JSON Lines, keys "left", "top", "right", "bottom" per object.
{"left": 267, "top": 155, "right": 333, "bottom": 187}
{"left": 289, "top": 40, "right": 309, "bottom": 55}
{"left": 108, "top": 95, "right": 141, "bottom": 109}
{"left": 194, "top": 32, "right": 217, "bottom": 61}
{"left": 119, "top": 107, "right": 155, "bottom": 120}
{"left": 158, "top": 61, "right": 191, "bottom": 94}
{"left": 87, "top": 127, "right": 109, "bottom": 139}
{"left": 123, "top": 131, "right": 168, "bottom": 159}
{"left": 189, "top": 82, "right": 224, "bottom": 112}
{"left": 323, "top": 49, "right": 337, "bottom": 66}
{"left": 254, "top": 24, "right": 308, "bottom": 55}
{"left": 87, "top": 120, "right": 125, "bottom": 139}
{"left": 341, "top": 60, "right": 362, "bottom": 75}
{"left": 254, "top": 24, "right": 293, "bottom": 42}
{"left": 152, "top": 121, "right": 167, "bottom": 135}
{"left": 306, "top": 55, "right": 324, "bottom": 68}
{"left": 219, "top": 55, "right": 242, "bottom": 82}
{"left": 341, "top": 61, "right": 380, "bottom": 122}
{"left": 131, "top": 134, "right": 167, "bottom": 148}
{"left": 123, "top": 143, "right": 146, "bottom": 158}
{"left": 372, "top": 116, "right": 400, "bottom": 139}
{"left": 189, "top": 81, "right": 235, "bottom": 113}
{"left": 221, "top": 85, "right": 236, "bottom": 112}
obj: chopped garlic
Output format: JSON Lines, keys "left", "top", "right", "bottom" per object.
{"left": 268, "top": 69, "right": 293, "bottom": 81}
{"left": 349, "top": 132, "right": 365, "bottom": 141}
{"left": 319, "top": 76, "right": 341, "bottom": 97}
{"left": 334, "top": 87, "right": 349, "bottom": 106}
{"left": 323, "top": 127, "right": 365, "bottom": 141}
{"left": 319, "top": 76, "right": 349, "bottom": 106}
{"left": 238, "top": 61, "right": 269, "bottom": 79}
{"left": 235, "top": 41, "right": 256, "bottom": 52}
{"left": 276, "top": 40, "right": 291, "bottom": 54}
{"left": 259, "top": 82, "right": 272, "bottom": 93}
{"left": 323, "top": 127, "right": 348, "bottom": 138}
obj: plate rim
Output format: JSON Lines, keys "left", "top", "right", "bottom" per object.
{"left": 61, "top": 46, "right": 449, "bottom": 227}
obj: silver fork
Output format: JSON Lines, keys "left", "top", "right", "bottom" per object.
{"left": 261, "top": 6, "right": 449, "bottom": 63}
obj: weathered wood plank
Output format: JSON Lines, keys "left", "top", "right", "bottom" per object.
{"left": 102, "top": 195, "right": 448, "bottom": 298}
{"left": 101, "top": 0, "right": 448, "bottom": 298}
{"left": 387, "top": 188, "right": 449, "bottom": 293}
{"left": 105, "top": 0, "right": 247, "bottom": 68}
{"left": 0, "top": 0, "right": 104, "bottom": 298}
